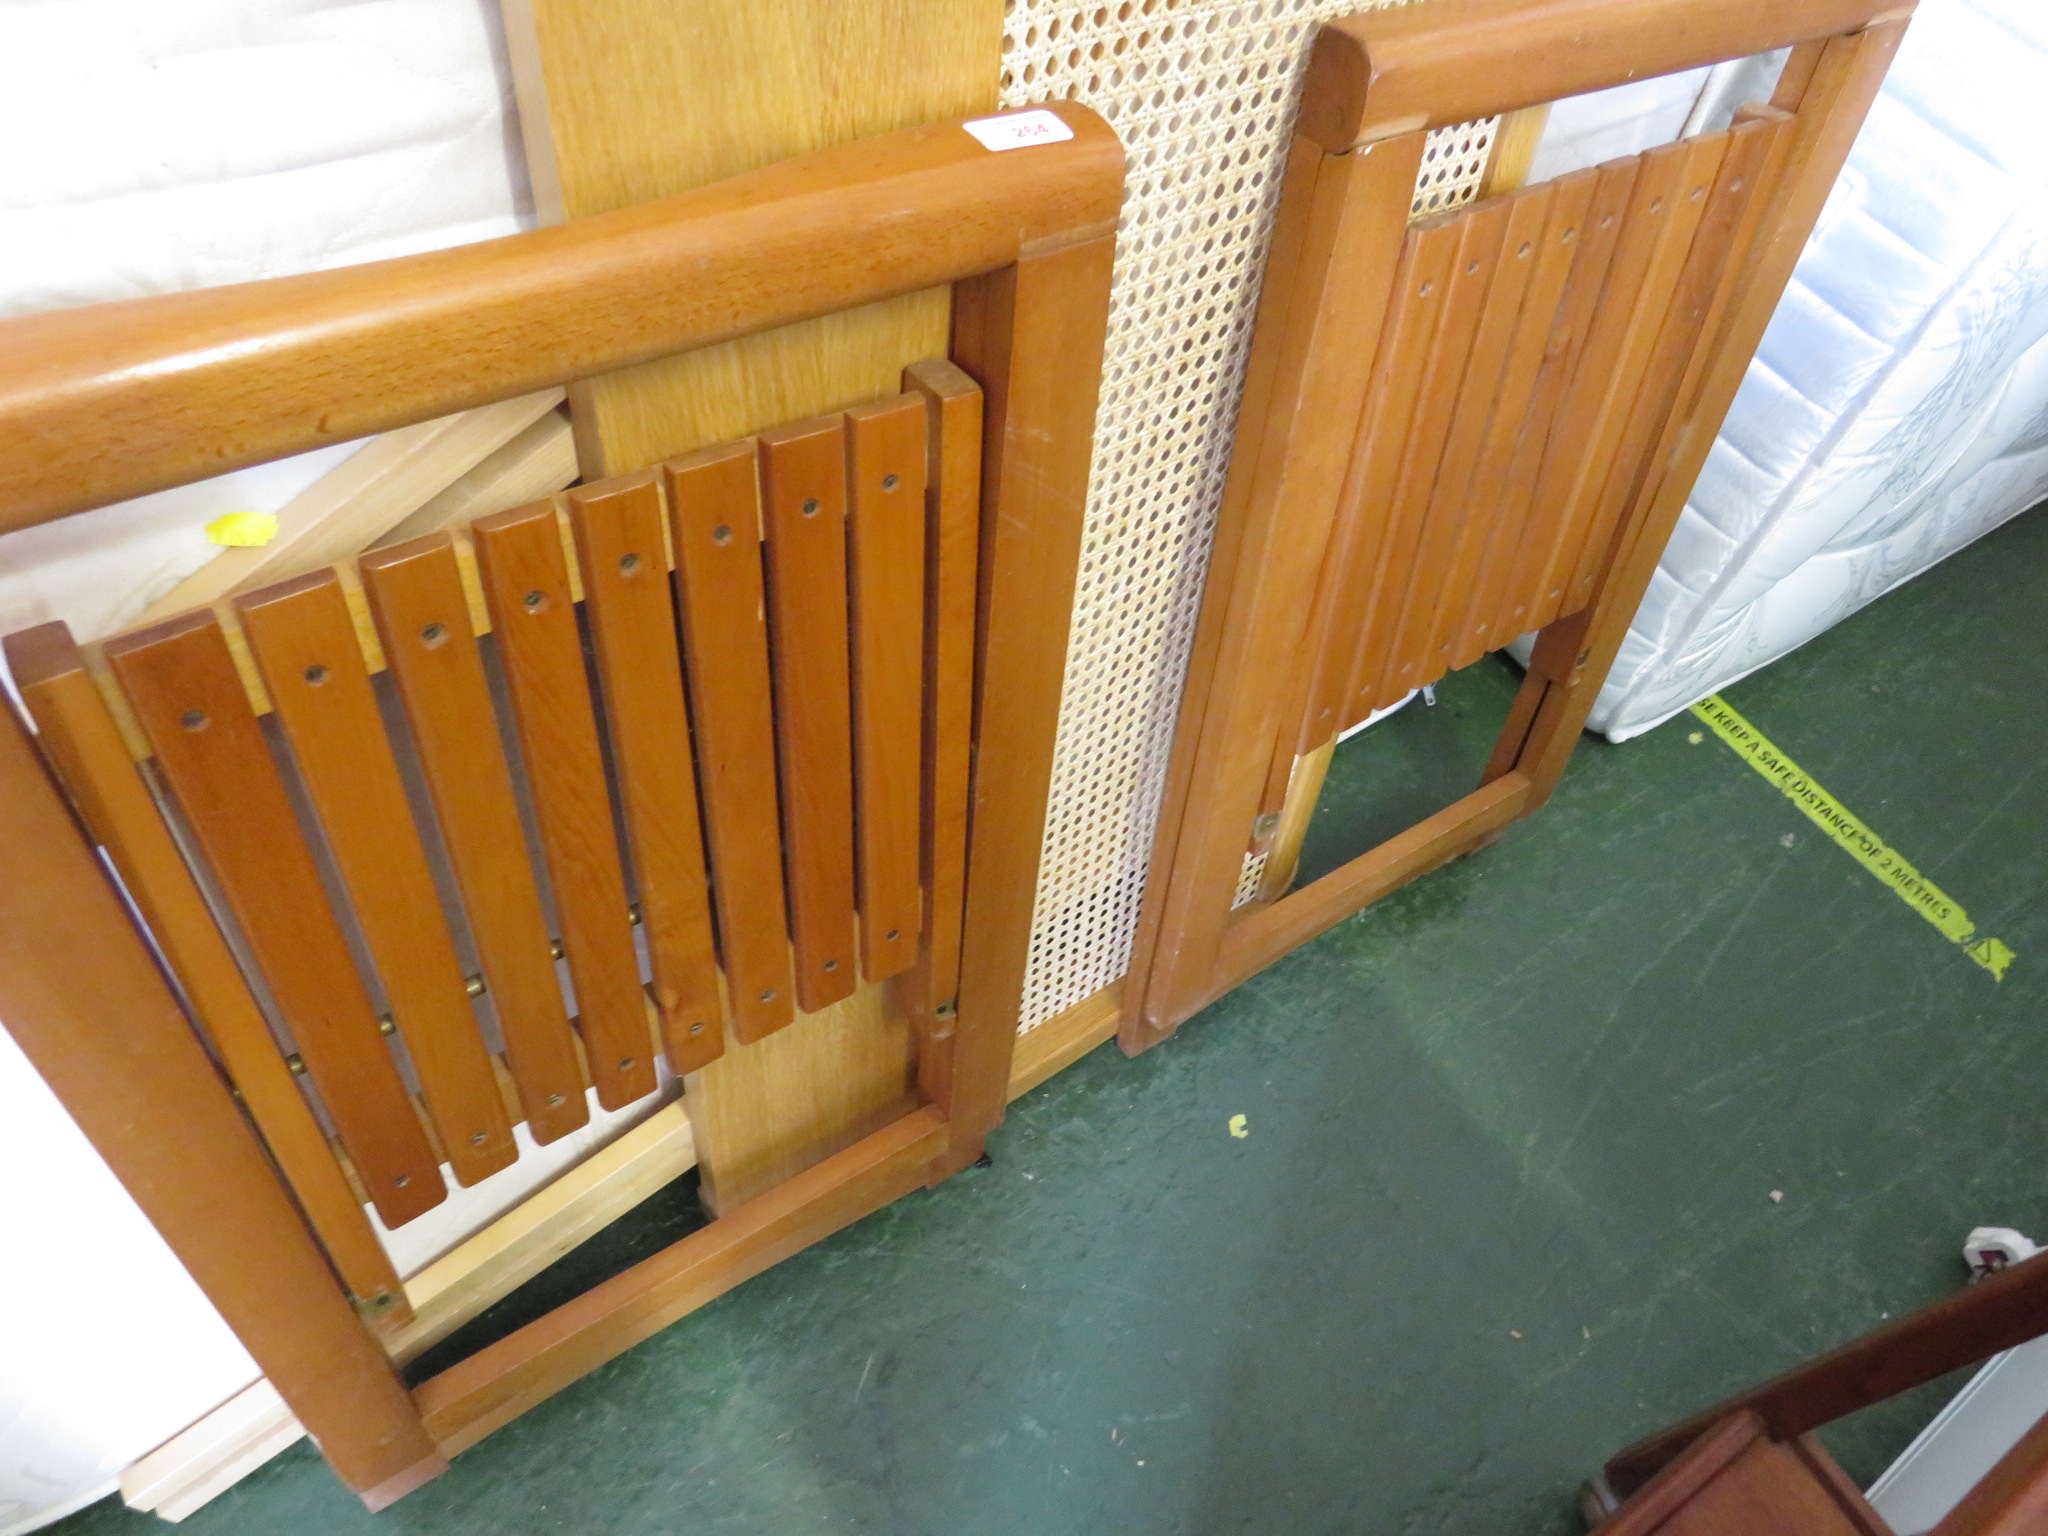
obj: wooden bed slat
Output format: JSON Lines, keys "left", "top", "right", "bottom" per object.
{"left": 356, "top": 536, "right": 590, "bottom": 1143}
{"left": 1419, "top": 182, "right": 1555, "bottom": 671}
{"left": 568, "top": 476, "right": 727, "bottom": 1075}
{"left": 4, "top": 622, "right": 408, "bottom": 1317}
{"left": 235, "top": 572, "right": 517, "bottom": 1187}
{"left": 1338, "top": 218, "right": 1468, "bottom": 725}
{"left": 1372, "top": 193, "right": 1517, "bottom": 707}
{"left": 757, "top": 417, "right": 859, "bottom": 1014}
{"left": 102, "top": 614, "right": 445, "bottom": 1227}
{"left": 663, "top": 444, "right": 797, "bottom": 1045}
{"left": 1447, "top": 169, "right": 1600, "bottom": 669}
{"left": 845, "top": 393, "right": 928, "bottom": 984}
{"left": 469, "top": 504, "right": 657, "bottom": 1112}
{"left": 893, "top": 360, "right": 983, "bottom": 1034}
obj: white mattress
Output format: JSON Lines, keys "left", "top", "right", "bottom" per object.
{"left": 0, "top": 5, "right": 536, "bottom": 1531}
{"left": 1586, "top": 0, "right": 2048, "bottom": 739}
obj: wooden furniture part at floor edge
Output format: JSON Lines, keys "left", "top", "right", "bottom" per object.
{"left": 0, "top": 105, "right": 1122, "bottom": 1505}
{"left": 1117, "top": 0, "right": 1909, "bottom": 1055}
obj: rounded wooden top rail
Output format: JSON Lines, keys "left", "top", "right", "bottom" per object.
{"left": 0, "top": 103, "right": 1123, "bottom": 534}
{"left": 1297, "top": 0, "right": 1914, "bottom": 152}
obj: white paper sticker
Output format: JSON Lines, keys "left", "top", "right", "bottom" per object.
{"left": 962, "top": 109, "right": 1075, "bottom": 153}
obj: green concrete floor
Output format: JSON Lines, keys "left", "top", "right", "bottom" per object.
{"left": 60, "top": 503, "right": 2048, "bottom": 1534}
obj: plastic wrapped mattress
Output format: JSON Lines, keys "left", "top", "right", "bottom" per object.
{"left": 1583, "top": 0, "right": 2048, "bottom": 739}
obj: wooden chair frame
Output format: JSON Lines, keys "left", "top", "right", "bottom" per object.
{"left": 1121, "top": 0, "right": 1910, "bottom": 1052}
{"left": 0, "top": 105, "right": 1121, "bottom": 1506}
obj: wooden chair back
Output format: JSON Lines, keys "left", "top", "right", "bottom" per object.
{"left": 0, "top": 107, "right": 1121, "bottom": 1506}
{"left": 1123, "top": 0, "right": 1912, "bottom": 1050}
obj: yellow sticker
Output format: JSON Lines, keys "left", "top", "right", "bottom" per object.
{"left": 1227, "top": 1114, "right": 1248, "bottom": 1139}
{"left": 1691, "top": 695, "right": 2013, "bottom": 981}
{"left": 206, "top": 511, "right": 278, "bottom": 547}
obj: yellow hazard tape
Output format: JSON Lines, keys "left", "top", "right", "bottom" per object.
{"left": 1690, "top": 694, "right": 2014, "bottom": 981}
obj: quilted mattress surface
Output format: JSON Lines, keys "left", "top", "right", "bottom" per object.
{"left": 1587, "top": 0, "right": 2048, "bottom": 738}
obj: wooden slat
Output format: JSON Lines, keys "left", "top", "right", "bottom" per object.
{"left": 102, "top": 614, "right": 445, "bottom": 1227}
{"left": 3, "top": 623, "right": 408, "bottom": 1320}
{"left": 1417, "top": 182, "right": 1554, "bottom": 670}
{"left": 0, "top": 697, "right": 444, "bottom": 1503}
{"left": 1344, "top": 210, "right": 1489, "bottom": 720}
{"left": 757, "top": 416, "right": 859, "bottom": 1013}
{"left": 1291, "top": 227, "right": 1441, "bottom": 752}
{"left": 357, "top": 536, "right": 590, "bottom": 1143}
{"left": 662, "top": 444, "right": 796, "bottom": 1043}
{"left": 1446, "top": 169, "right": 1600, "bottom": 668}
{"left": 235, "top": 572, "right": 516, "bottom": 1187}
{"left": 891, "top": 360, "right": 983, "bottom": 1039}
{"left": 1541, "top": 130, "right": 1732, "bottom": 624}
{"left": 844, "top": 393, "right": 928, "bottom": 984}
{"left": 568, "top": 475, "right": 726, "bottom": 1075}
{"left": 1380, "top": 190, "right": 1537, "bottom": 700}
{"left": 1521, "top": 137, "right": 1721, "bottom": 633}
{"left": 470, "top": 503, "right": 657, "bottom": 1112}
{"left": 1489, "top": 154, "right": 1639, "bottom": 639}
{"left": 1565, "top": 118, "right": 1788, "bottom": 610}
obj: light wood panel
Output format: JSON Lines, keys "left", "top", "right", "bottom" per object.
{"left": 845, "top": 393, "right": 928, "bottom": 984}
{"left": 357, "top": 536, "right": 593, "bottom": 1144}
{"left": 471, "top": 504, "right": 658, "bottom": 1111}
{"left": 235, "top": 572, "right": 516, "bottom": 1186}
{"left": 568, "top": 476, "right": 726, "bottom": 1074}
{"left": 496, "top": 0, "right": 1001, "bottom": 474}
{"left": 103, "top": 614, "right": 446, "bottom": 1227}
{"left": 376, "top": 408, "right": 579, "bottom": 549}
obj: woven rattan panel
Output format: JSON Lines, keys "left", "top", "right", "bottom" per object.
{"left": 1003, "top": 0, "right": 1494, "bottom": 1028}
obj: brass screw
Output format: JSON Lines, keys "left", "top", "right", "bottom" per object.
{"left": 470, "top": 1131, "right": 488, "bottom": 1146}
{"left": 180, "top": 709, "right": 208, "bottom": 731}
{"left": 882, "top": 473, "right": 900, "bottom": 492}
{"left": 712, "top": 524, "right": 733, "bottom": 545}
{"left": 886, "top": 928, "right": 900, "bottom": 941}
{"left": 758, "top": 988, "right": 776, "bottom": 1003}
{"left": 935, "top": 1000, "right": 957, "bottom": 1019}
{"left": 688, "top": 1021, "right": 706, "bottom": 1036}
{"left": 303, "top": 664, "right": 329, "bottom": 686}
{"left": 394, "top": 1173, "right": 411, "bottom": 1188}
{"left": 620, "top": 552, "right": 642, "bottom": 574}
{"left": 378, "top": 1015, "right": 396, "bottom": 1036}
{"left": 550, "top": 938, "right": 565, "bottom": 960}
{"left": 285, "top": 1053, "right": 307, "bottom": 1075}
{"left": 420, "top": 621, "right": 449, "bottom": 647}
{"left": 465, "top": 974, "right": 486, "bottom": 997}
{"left": 618, "top": 1056, "right": 635, "bottom": 1072}
{"left": 546, "top": 1092, "right": 565, "bottom": 1107}
{"left": 628, "top": 904, "right": 643, "bottom": 926}
{"left": 823, "top": 958, "right": 838, "bottom": 972}
{"left": 523, "top": 589, "right": 547, "bottom": 612}
{"left": 801, "top": 497, "right": 821, "bottom": 517}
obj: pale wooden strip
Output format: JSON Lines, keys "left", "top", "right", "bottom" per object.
{"left": 376, "top": 409, "right": 579, "bottom": 549}
{"left": 126, "top": 390, "right": 563, "bottom": 631}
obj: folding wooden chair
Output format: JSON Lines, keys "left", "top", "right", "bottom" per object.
{"left": 1124, "top": 0, "right": 1911, "bottom": 1050}
{"left": 0, "top": 107, "right": 1121, "bottom": 1506}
